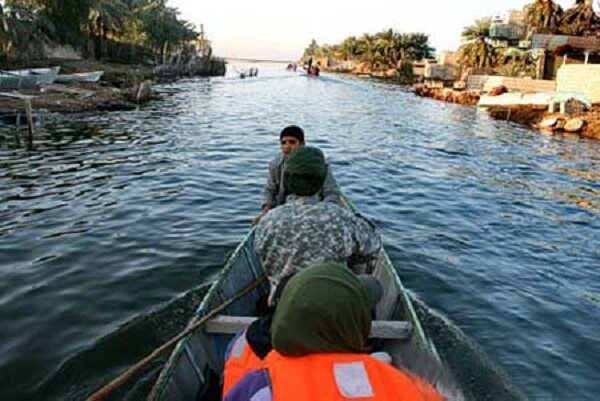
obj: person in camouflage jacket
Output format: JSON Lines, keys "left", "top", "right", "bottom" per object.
{"left": 254, "top": 146, "right": 382, "bottom": 304}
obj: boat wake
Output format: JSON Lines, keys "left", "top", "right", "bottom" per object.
{"left": 411, "top": 297, "right": 526, "bottom": 401}
{"left": 32, "top": 283, "right": 213, "bottom": 401}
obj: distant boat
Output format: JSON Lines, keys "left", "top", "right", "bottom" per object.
{"left": 303, "top": 67, "right": 320, "bottom": 77}
{"left": 55, "top": 71, "right": 104, "bottom": 84}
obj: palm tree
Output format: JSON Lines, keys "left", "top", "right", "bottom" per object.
{"left": 357, "top": 33, "right": 380, "bottom": 69}
{"left": 458, "top": 18, "right": 496, "bottom": 69}
{"left": 339, "top": 36, "right": 360, "bottom": 60}
{"left": 374, "top": 29, "right": 397, "bottom": 67}
{"left": 399, "top": 33, "right": 434, "bottom": 61}
{"left": 87, "top": 0, "right": 129, "bottom": 59}
{"left": 524, "top": 0, "right": 564, "bottom": 35}
{"left": 560, "top": 0, "right": 600, "bottom": 35}
{"left": 0, "top": 2, "right": 56, "bottom": 64}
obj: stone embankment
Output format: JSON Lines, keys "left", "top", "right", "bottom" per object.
{"left": 412, "top": 85, "right": 481, "bottom": 106}
{"left": 487, "top": 105, "right": 600, "bottom": 140}
{"left": 412, "top": 78, "right": 600, "bottom": 141}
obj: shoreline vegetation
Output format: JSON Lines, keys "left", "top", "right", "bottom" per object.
{"left": 302, "top": 0, "right": 600, "bottom": 141}
{"left": 0, "top": 0, "right": 226, "bottom": 116}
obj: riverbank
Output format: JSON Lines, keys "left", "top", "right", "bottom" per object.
{"left": 412, "top": 85, "right": 480, "bottom": 106}
{"left": 410, "top": 83, "right": 600, "bottom": 141}
{"left": 0, "top": 57, "right": 226, "bottom": 115}
{"left": 487, "top": 105, "right": 600, "bottom": 140}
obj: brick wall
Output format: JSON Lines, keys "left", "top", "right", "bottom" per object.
{"left": 557, "top": 65, "right": 600, "bottom": 104}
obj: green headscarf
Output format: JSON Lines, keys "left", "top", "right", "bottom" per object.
{"left": 271, "top": 262, "right": 372, "bottom": 357}
{"left": 284, "top": 146, "right": 327, "bottom": 197}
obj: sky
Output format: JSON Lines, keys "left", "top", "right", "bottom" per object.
{"left": 169, "top": 0, "right": 579, "bottom": 61}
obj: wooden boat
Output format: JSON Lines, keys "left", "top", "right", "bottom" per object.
{"left": 306, "top": 67, "right": 320, "bottom": 77}
{"left": 0, "top": 74, "right": 24, "bottom": 90}
{"left": 0, "top": 66, "right": 60, "bottom": 87}
{"left": 148, "top": 197, "right": 456, "bottom": 401}
{"left": 55, "top": 71, "right": 104, "bottom": 84}
{"left": 28, "top": 66, "right": 61, "bottom": 85}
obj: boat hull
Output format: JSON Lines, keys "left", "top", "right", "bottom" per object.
{"left": 148, "top": 197, "right": 446, "bottom": 401}
{"left": 55, "top": 71, "right": 104, "bottom": 84}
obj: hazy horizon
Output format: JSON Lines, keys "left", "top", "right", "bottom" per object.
{"left": 170, "top": 0, "right": 579, "bottom": 61}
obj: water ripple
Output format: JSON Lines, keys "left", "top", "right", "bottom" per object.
{"left": 0, "top": 64, "right": 599, "bottom": 400}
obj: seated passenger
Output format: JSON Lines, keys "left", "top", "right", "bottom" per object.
{"left": 252, "top": 125, "right": 341, "bottom": 226}
{"left": 222, "top": 271, "right": 381, "bottom": 397}
{"left": 224, "top": 262, "right": 444, "bottom": 401}
{"left": 253, "top": 146, "right": 382, "bottom": 304}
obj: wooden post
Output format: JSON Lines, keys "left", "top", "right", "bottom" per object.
{"left": 25, "top": 99, "right": 34, "bottom": 150}
{"left": 14, "top": 112, "right": 21, "bottom": 147}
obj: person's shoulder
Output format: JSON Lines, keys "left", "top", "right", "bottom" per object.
{"left": 311, "top": 202, "right": 351, "bottom": 217}
{"left": 318, "top": 205, "right": 377, "bottom": 227}
{"left": 259, "top": 204, "right": 291, "bottom": 223}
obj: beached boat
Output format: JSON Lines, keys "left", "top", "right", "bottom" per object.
{"left": 28, "top": 66, "right": 61, "bottom": 85}
{"left": 0, "top": 74, "right": 24, "bottom": 90}
{"left": 55, "top": 71, "right": 104, "bottom": 84}
{"left": 0, "top": 67, "right": 61, "bottom": 87}
{"left": 148, "top": 197, "right": 455, "bottom": 401}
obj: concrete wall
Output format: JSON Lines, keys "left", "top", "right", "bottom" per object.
{"left": 467, "top": 75, "right": 556, "bottom": 93}
{"left": 557, "top": 64, "right": 600, "bottom": 104}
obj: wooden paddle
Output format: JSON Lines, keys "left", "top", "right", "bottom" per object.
{"left": 86, "top": 276, "right": 267, "bottom": 401}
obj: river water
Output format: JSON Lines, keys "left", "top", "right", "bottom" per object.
{"left": 1, "top": 63, "right": 599, "bottom": 401}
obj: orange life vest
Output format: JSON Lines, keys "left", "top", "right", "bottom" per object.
{"left": 264, "top": 351, "right": 444, "bottom": 401}
{"left": 223, "top": 330, "right": 264, "bottom": 396}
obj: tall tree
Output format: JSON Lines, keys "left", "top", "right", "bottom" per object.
{"left": 560, "top": 0, "right": 600, "bottom": 35}
{"left": 139, "top": 2, "right": 197, "bottom": 63}
{"left": 87, "top": 0, "right": 129, "bottom": 59}
{"left": 0, "top": 1, "right": 56, "bottom": 63}
{"left": 458, "top": 18, "right": 496, "bottom": 68}
{"left": 42, "top": 0, "right": 91, "bottom": 46}
{"left": 524, "top": 0, "right": 564, "bottom": 34}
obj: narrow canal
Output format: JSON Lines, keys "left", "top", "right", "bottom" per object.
{"left": 1, "top": 63, "right": 599, "bottom": 400}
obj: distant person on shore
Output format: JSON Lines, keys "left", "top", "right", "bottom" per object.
{"left": 253, "top": 146, "right": 381, "bottom": 304}
{"left": 252, "top": 125, "right": 341, "bottom": 226}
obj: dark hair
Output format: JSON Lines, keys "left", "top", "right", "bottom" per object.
{"left": 280, "top": 125, "right": 305, "bottom": 143}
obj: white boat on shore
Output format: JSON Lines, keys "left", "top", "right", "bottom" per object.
{"left": 55, "top": 71, "right": 104, "bottom": 84}
{"left": 0, "top": 66, "right": 61, "bottom": 90}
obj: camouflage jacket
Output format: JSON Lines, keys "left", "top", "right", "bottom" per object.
{"left": 253, "top": 195, "right": 382, "bottom": 300}
{"left": 262, "top": 154, "right": 342, "bottom": 208}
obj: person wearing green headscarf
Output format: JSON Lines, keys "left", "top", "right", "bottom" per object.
{"left": 254, "top": 146, "right": 382, "bottom": 305}
{"left": 271, "top": 262, "right": 375, "bottom": 355}
{"left": 224, "top": 263, "right": 445, "bottom": 401}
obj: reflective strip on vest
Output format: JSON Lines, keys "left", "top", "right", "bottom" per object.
{"left": 250, "top": 385, "right": 272, "bottom": 401}
{"left": 333, "top": 361, "right": 374, "bottom": 398}
{"left": 231, "top": 333, "right": 248, "bottom": 359}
